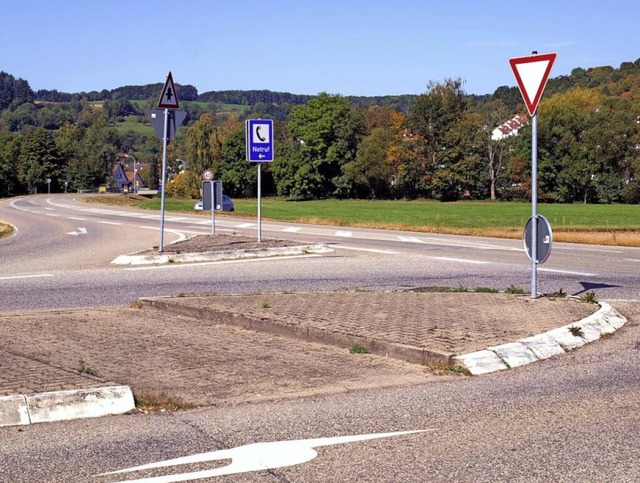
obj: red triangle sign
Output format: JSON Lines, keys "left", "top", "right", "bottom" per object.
{"left": 509, "top": 53, "right": 556, "bottom": 116}
{"left": 157, "top": 71, "right": 180, "bottom": 109}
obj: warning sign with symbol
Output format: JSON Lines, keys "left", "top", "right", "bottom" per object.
{"left": 157, "top": 71, "right": 180, "bottom": 109}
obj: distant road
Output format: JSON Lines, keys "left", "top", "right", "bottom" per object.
{"left": 1, "top": 194, "right": 639, "bottom": 311}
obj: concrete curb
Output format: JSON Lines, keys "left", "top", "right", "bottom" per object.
{"left": 110, "top": 244, "right": 333, "bottom": 265}
{"left": 452, "top": 302, "right": 626, "bottom": 375}
{"left": 138, "top": 297, "right": 455, "bottom": 366}
{"left": 0, "top": 386, "right": 135, "bottom": 428}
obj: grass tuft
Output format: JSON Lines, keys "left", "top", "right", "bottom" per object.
{"left": 349, "top": 343, "right": 369, "bottom": 354}
{"left": 132, "top": 391, "right": 197, "bottom": 413}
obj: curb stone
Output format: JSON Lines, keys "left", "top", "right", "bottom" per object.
{"left": 111, "top": 244, "right": 333, "bottom": 265}
{"left": 453, "top": 302, "right": 627, "bottom": 375}
{"left": 0, "top": 386, "right": 135, "bottom": 428}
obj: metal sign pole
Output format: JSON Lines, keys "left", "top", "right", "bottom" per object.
{"left": 159, "top": 108, "right": 169, "bottom": 252}
{"left": 211, "top": 181, "right": 215, "bottom": 234}
{"left": 531, "top": 112, "right": 538, "bottom": 298}
{"left": 257, "top": 163, "right": 262, "bottom": 242}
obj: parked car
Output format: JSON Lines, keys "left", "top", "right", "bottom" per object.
{"left": 194, "top": 195, "right": 234, "bottom": 212}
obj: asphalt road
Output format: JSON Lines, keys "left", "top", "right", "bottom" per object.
{"left": 2, "top": 304, "right": 639, "bottom": 482}
{"left": 1, "top": 194, "right": 639, "bottom": 482}
{"left": 1, "top": 194, "right": 640, "bottom": 312}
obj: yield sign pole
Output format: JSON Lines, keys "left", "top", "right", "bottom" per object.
{"left": 509, "top": 52, "right": 556, "bottom": 298}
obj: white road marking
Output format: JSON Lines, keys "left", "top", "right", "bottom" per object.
{"left": 67, "top": 217, "right": 87, "bottom": 221}
{"left": 538, "top": 268, "right": 597, "bottom": 276}
{"left": 430, "top": 256, "right": 489, "bottom": 265}
{"left": 335, "top": 230, "right": 352, "bottom": 237}
{"left": 45, "top": 213, "right": 61, "bottom": 217}
{"left": 334, "top": 245, "right": 397, "bottom": 254}
{"left": 235, "top": 223, "right": 255, "bottom": 228}
{"left": 66, "top": 227, "right": 87, "bottom": 236}
{"left": 398, "top": 236, "right": 424, "bottom": 243}
{"left": 97, "top": 221, "right": 122, "bottom": 226}
{"left": 0, "top": 274, "right": 54, "bottom": 281}
{"left": 98, "top": 430, "right": 429, "bottom": 481}
{"left": 283, "top": 227, "right": 302, "bottom": 233}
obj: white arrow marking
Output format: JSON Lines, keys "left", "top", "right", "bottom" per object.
{"left": 66, "top": 227, "right": 87, "bottom": 236}
{"left": 98, "top": 430, "right": 430, "bottom": 481}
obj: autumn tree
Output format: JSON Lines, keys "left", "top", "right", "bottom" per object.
{"left": 184, "top": 112, "right": 223, "bottom": 176}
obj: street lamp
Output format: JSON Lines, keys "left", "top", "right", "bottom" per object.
{"left": 124, "top": 154, "right": 138, "bottom": 194}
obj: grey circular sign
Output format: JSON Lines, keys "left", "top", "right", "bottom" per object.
{"left": 523, "top": 214, "right": 553, "bottom": 264}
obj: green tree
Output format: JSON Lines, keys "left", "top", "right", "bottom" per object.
{"left": 0, "top": 133, "right": 23, "bottom": 196}
{"left": 218, "top": 130, "right": 261, "bottom": 197}
{"left": 537, "top": 88, "right": 603, "bottom": 202}
{"left": 184, "top": 112, "right": 223, "bottom": 176}
{"left": 18, "top": 127, "right": 64, "bottom": 193}
{"left": 273, "top": 93, "right": 364, "bottom": 199}
{"left": 407, "top": 79, "right": 469, "bottom": 199}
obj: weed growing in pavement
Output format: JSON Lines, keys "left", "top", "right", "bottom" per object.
{"left": 132, "top": 391, "right": 197, "bottom": 413}
{"left": 260, "top": 300, "right": 271, "bottom": 309}
{"left": 548, "top": 288, "right": 567, "bottom": 298}
{"left": 131, "top": 300, "right": 143, "bottom": 310}
{"left": 568, "top": 325, "right": 585, "bottom": 337}
{"left": 505, "top": 285, "right": 526, "bottom": 294}
{"left": 78, "top": 360, "right": 100, "bottom": 377}
{"left": 452, "top": 284, "right": 468, "bottom": 293}
{"left": 474, "top": 287, "right": 499, "bottom": 293}
{"left": 425, "top": 362, "right": 470, "bottom": 376}
{"left": 580, "top": 291, "right": 598, "bottom": 304}
{"left": 350, "top": 344, "right": 369, "bottom": 354}
{"left": 167, "top": 258, "right": 175, "bottom": 263}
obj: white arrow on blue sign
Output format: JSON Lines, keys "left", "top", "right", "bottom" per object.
{"left": 246, "top": 119, "right": 274, "bottom": 162}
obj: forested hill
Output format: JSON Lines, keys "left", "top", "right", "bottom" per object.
{"left": 24, "top": 56, "right": 640, "bottom": 113}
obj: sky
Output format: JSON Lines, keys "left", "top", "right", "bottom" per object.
{"left": 2, "top": 1, "right": 639, "bottom": 97}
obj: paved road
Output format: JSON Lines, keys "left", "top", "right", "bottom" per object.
{"left": 1, "top": 194, "right": 640, "bottom": 481}
{"left": 2, "top": 302, "right": 639, "bottom": 482}
{"left": 1, "top": 195, "right": 640, "bottom": 312}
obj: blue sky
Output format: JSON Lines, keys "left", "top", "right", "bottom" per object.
{"left": 2, "top": 1, "right": 638, "bottom": 97}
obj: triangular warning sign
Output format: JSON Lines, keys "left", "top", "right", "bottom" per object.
{"left": 157, "top": 71, "right": 180, "bottom": 109}
{"left": 509, "top": 53, "right": 556, "bottom": 116}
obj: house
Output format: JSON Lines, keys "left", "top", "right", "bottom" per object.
{"left": 111, "top": 161, "right": 145, "bottom": 192}
{"left": 491, "top": 114, "right": 529, "bottom": 141}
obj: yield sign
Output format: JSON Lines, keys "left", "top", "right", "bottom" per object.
{"left": 509, "top": 53, "right": 556, "bottom": 116}
{"left": 157, "top": 71, "right": 180, "bottom": 109}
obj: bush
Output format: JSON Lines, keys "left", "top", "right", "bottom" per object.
{"left": 165, "top": 171, "right": 201, "bottom": 199}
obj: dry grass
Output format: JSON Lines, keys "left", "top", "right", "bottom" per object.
{"left": 131, "top": 390, "right": 197, "bottom": 413}
{"left": 309, "top": 221, "right": 640, "bottom": 247}
{"left": 0, "top": 222, "right": 14, "bottom": 239}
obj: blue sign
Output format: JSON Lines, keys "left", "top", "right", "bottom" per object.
{"left": 246, "top": 119, "right": 274, "bottom": 162}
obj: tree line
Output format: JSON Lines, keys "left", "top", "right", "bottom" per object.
{"left": 1, "top": 58, "right": 639, "bottom": 203}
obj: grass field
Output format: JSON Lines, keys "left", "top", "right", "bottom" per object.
{"left": 114, "top": 118, "right": 155, "bottom": 135}
{"left": 93, "top": 196, "right": 640, "bottom": 247}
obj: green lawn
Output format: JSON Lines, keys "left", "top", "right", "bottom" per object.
{"left": 134, "top": 198, "right": 640, "bottom": 231}
{"left": 114, "top": 118, "right": 155, "bottom": 135}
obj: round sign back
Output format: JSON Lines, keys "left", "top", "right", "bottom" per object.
{"left": 523, "top": 215, "right": 553, "bottom": 264}
{"left": 202, "top": 170, "right": 213, "bottom": 181}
